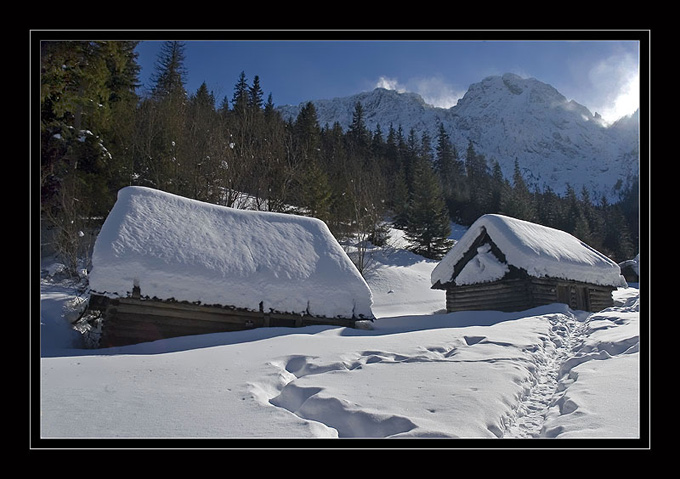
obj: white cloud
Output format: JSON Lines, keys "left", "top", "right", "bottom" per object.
{"left": 374, "top": 75, "right": 464, "bottom": 109}
{"left": 375, "top": 76, "right": 405, "bottom": 92}
{"left": 588, "top": 52, "right": 640, "bottom": 124}
{"left": 411, "top": 76, "right": 465, "bottom": 109}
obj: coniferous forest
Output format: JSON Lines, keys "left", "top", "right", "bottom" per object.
{"left": 40, "top": 41, "right": 639, "bottom": 276}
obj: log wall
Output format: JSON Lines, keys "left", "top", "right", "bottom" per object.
{"left": 88, "top": 295, "right": 356, "bottom": 348}
{"left": 446, "top": 278, "right": 531, "bottom": 313}
{"left": 445, "top": 278, "right": 615, "bottom": 313}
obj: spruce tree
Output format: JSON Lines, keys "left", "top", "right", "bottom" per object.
{"left": 263, "top": 93, "right": 277, "bottom": 121}
{"left": 391, "top": 166, "right": 410, "bottom": 228}
{"left": 346, "top": 101, "right": 371, "bottom": 176}
{"left": 248, "top": 75, "right": 264, "bottom": 110}
{"left": 150, "top": 41, "right": 187, "bottom": 100}
{"left": 489, "top": 160, "right": 508, "bottom": 213}
{"left": 231, "top": 71, "right": 249, "bottom": 118}
{"left": 348, "top": 101, "right": 370, "bottom": 150}
{"left": 289, "top": 102, "right": 323, "bottom": 210}
{"left": 144, "top": 41, "right": 188, "bottom": 194}
{"left": 434, "top": 124, "right": 455, "bottom": 188}
{"left": 385, "top": 124, "right": 400, "bottom": 173}
{"left": 293, "top": 102, "right": 321, "bottom": 162}
{"left": 301, "top": 157, "right": 333, "bottom": 223}
{"left": 40, "top": 40, "right": 140, "bottom": 274}
{"left": 502, "top": 158, "right": 536, "bottom": 221}
{"left": 404, "top": 156, "right": 454, "bottom": 259}
{"left": 434, "top": 124, "right": 466, "bottom": 222}
{"left": 183, "top": 82, "right": 220, "bottom": 201}
{"left": 461, "top": 141, "right": 490, "bottom": 224}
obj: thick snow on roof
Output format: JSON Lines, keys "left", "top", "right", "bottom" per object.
{"left": 431, "top": 214, "right": 627, "bottom": 288}
{"left": 89, "top": 187, "right": 373, "bottom": 319}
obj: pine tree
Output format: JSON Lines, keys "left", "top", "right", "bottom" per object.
{"left": 321, "top": 122, "right": 352, "bottom": 237}
{"left": 41, "top": 41, "right": 112, "bottom": 133}
{"left": 601, "top": 200, "right": 635, "bottom": 261}
{"left": 150, "top": 41, "right": 187, "bottom": 100}
{"left": 293, "top": 102, "right": 321, "bottom": 162}
{"left": 288, "top": 102, "right": 323, "bottom": 210}
{"left": 461, "top": 141, "right": 490, "bottom": 224}
{"left": 371, "top": 123, "right": 385, "bottom": 157}
{"left": 402, "top": 128, "right": 421, "bottom": 194}
{"left": 404, "top": 156, "right": 454, "bottom": 259}
{"left": 384, "top": 123, "right": 400, "bottom": 173}
{"left": 489, "top": 160, "right": 508, "bottom": 213}
{"left": 218, "top": 96, "right": 229, "bottom": 115}
{"left": 502, "top": 158, "right": 536, "bottom": 221}
{"left": 263, "top": 93, "right": 277, "bottom": 121}
{"left": 248, "top": 75, "right": 264, "bottom": 110}
{"left": 464, "top": 140, "right": 488, "bottom": 180}
{"left": 41, "top": 41, "right": 140, "bottom": 195}
{"left": 433, "top": 124, "right": 466, "bottom": 222}
{"left": 391, "top": 166, "right": 409, "bottom": 228}
{"left": 144, "top": 41, "right": 188, "bottom": 195}
{"left": 183, "top": 82, "right": 220, "bottom": 201}
{"left": 301, "top": 157, "right": 333, "bottom": 222}
{"left": 231, "top": 71, "right": 249, "bottom": 118}
{"left": 100, "top": 41, "right": 142, "bottom": 196}
{"left": 348, "top": 101, "right": 370, "bottom": 150}
{"left": 534, "top": 186, "right": 562, "bottom": 229}
{"left": 40, "top": 40, "right": 140, "bottom": 274}
{"left": 434, "top": 124, "right": 454, "bottom": 187}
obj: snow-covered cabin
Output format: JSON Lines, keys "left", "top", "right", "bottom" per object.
{"left": 430, "top": 214, "right": 627, "bottom": 313}
{"left": 618, "top": 254, "right": 640, "bottom": 283}
{"left": 86, "top": 186, "right": 374, "bottom": 347}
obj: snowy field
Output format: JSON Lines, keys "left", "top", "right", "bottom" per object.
{"left": 37, "top": 223, "right": 645, "bottom": 446}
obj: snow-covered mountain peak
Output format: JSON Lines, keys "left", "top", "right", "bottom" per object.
{"left": 277, "top": 73, "right": 639, "bottom": 200}
{"left": 278, "top": 87, "right": 439, "bottom": 132}
{"left": 455, "top": 74, "right": 600, "bottom": 125}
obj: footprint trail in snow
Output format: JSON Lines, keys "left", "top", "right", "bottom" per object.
{"left": 249, "top": 298, "right": 639, "bottom": 439}
{"left": 503, "top": 311, "right": 584, "bottom": 438}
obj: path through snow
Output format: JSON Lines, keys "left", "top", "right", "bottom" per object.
{"left": 505, "top": 293, "right": 640, "bottom": 438}
{"left": 503, "top": 310, "right": 586, "bottom": 438}
{"left": 250, "top": 296, "right": 640, "bottom": 439}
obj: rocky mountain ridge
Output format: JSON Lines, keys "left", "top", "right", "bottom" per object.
{"left": 278, "top": 73, "right": 639, "bottom": 200}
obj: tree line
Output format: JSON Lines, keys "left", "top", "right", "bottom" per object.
{"left": 40, "top": 40, "right": 639, "bottom": 277}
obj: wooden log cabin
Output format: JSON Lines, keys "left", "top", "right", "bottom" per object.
{"left": 430, "top": 214, "right": 627, "bottom": 313}
{"left": 84, "top": 187, "right": 374, "bottom": 347}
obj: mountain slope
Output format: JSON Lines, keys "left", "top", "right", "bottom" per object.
{"left": 278, "top": 73, "right": 639, "bottom": 200}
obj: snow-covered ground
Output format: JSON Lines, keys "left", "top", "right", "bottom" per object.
{"left": 37, "top": 224, "right": 644, "bottom": 443}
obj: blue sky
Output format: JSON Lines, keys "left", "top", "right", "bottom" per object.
{"left": 134, "top": 36, "right": 642, "bottom": 124}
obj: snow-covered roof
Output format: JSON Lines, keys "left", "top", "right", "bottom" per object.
{"left": 89, "top": 187, "right": 374, "bottom": 319}
{"left": 431, "top": 214, "right": 627, "bottom": 288}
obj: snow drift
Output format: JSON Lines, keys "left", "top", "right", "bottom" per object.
{"left": 88, "top": 186, "right": 374, "bottom": 319}
{"left": 40, "top": 220, "right": 642, "bottom": 440}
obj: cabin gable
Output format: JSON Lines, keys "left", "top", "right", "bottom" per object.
{"left": 431, "top": 214, "right": 624, "bottom": 314}
{"left": 432, "top": 227, "right": 525, "bottom": 290}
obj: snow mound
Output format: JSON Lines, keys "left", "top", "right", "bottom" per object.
{"left": 88, "top": 186, "right": 374, "bottom": 319}
{"left": 431, "top": 214, "right": 627, "bottom": 288}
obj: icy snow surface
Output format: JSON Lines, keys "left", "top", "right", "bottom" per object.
{"left": 88, "top": 186, "right": 373, "bottom": 319}
{"left": 431, "top": 214, "right": 627, "bottom": 288}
